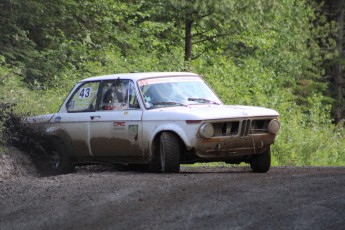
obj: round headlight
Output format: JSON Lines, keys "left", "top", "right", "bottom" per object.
{"left": 199, "top": 123, "right": 214, "bottom": 138}
{"left": 268, "top": 119, "right": 280, "bottom": 134}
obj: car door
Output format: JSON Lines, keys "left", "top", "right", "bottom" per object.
{"left": 89, "top": 80, "right": 143, "bottom": 157}
{"left": 63, "top": 81, "right": 101, "bottom": 157}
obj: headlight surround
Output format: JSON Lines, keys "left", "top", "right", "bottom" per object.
{"left": 268, "top": 119, "right": 280, "bottom": 134}
{"left": 199, "top": 123, "right": 214, "bottom": 138}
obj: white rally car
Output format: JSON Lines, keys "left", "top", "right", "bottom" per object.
{"left": 29, "top": 72, "right": 280, "bottom": 174}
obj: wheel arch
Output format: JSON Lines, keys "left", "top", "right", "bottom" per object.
{"left": 149, "top": 125, "right": 190, "bottom": 158}
{"left": 43, "top": 126, "right": 73, "bottom": 156}
{"left": 153, "top": 130, "right": 186, "bottom": 146}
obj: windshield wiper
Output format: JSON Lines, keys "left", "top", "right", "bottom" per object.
{"left": 187, "top": 98, "right": 220, "bottom": 105}
{"left": 151, "top": 101, "right": 187, "bottom": 107}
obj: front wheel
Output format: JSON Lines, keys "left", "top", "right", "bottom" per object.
{"left": 159, "top": 132, "right": 181, "bottom": 173}
{"left": 250, "top": 148, "right": 271, "bottom": 173}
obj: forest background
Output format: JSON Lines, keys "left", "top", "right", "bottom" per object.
{"left": 0, "top": 0, "right": 345, "bottom": 166}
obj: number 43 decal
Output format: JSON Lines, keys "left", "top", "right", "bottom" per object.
{"left": 79, "top": 87, "right": 91, "bottom": 99}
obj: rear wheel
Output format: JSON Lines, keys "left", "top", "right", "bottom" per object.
{"left": 250, "top": 148, "right": 271, "bottom": 173}
{"left": 45, "top": 138, "right": 74, "bottom": 175}
{"left": 159, "top": 132, "right": 181, "bottom": 173}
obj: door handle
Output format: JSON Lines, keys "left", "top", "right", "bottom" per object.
{"left": 90, "top": 116, "right": 101, "bottom": 120}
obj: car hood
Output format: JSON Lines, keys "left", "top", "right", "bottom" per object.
{"left": 143, "top": 104, "right": 279, "bottom": 121}
{"left": 26, "top": 113, "right": 55, "bottom": 123}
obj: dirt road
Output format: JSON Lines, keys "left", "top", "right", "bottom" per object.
{"left": 0, "top": 166, "right": 344, "bottom": 230}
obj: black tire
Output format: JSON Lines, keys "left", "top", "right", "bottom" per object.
{"left": 159, "top": 132, "right": 181, "bottom": 173}
{"left": 250, "top": 148, "right": 271, "bottom": 173}
{"left": 148, "top": 137, "right": 162, "bottom": 173}
{"left": 45, "top": 138, "right": 74, "bottom": 175}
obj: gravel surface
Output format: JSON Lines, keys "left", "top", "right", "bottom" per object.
{"left": 0, "top": 162, "right": 344, "bottom": 230}
{"left": 0, "top": 148, "right": 38, "bottom": 180}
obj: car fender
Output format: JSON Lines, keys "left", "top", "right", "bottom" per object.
{"left": 146, "top": 122, "right": 198, "bottom": 155}
{"left": 43, "top": 125, "right": 73, "bottom": 155}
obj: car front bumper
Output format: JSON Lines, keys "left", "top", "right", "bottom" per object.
{"left": 194, "top": 133, "right": 277, "bottom": 159}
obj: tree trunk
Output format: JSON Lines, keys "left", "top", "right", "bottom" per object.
{"left": 334, "top": 2, "right": 345, "bottom": 122}
{"left": 323, "top": 0, "right": 345, "bottom": 123}
{"left": 184, "top": 18, "right": 193, "bottom": 61}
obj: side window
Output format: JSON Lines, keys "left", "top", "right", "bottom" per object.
{"left": 99, "top": 80, "right": 140, "bottom": 111}
{"left": 67, "top": 82, "right": 100, "bottom": 112}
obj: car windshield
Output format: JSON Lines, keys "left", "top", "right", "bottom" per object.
{"left": 138, "top": 76, "right": 222, "bottom": 109}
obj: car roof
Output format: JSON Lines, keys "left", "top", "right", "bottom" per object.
{"left": 80, "top": 72, "right": 199, "bottom": 82}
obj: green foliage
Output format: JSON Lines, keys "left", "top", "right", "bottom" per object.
{"left": 272, "top": 110, "right": 345, "bottom": 166}
{"left": 0, "top": 58, "right": 67, "bottom": 114}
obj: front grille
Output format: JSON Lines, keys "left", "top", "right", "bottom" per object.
{"left": 212, "top": 119, "right": 272, "bottom": 137}
{"left": 240, "top": 119, "right": 251, "bottom": 138}
{"left": 213, "top": 122, "right": 239, "bottom": 136}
